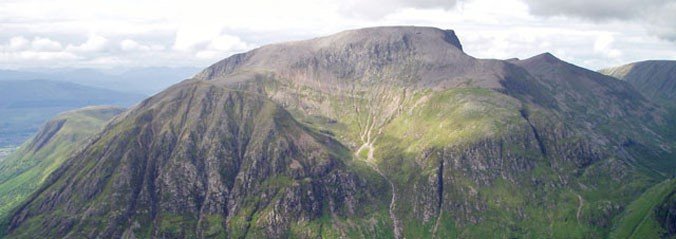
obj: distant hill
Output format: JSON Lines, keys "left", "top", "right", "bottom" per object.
{"left": 600, "top": 60, "right": 676, "bottom": 104}
{"left": 0, "top": 80, "right": 144, "bottom": 147}
{"left": 0, "top": 67, "right": 200, "bottom": 95}
{"left": 0, "top": 106, "right": 124, "bottom": 219}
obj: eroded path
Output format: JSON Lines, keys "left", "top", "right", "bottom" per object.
{"left": 355, "top": 124, "right": 402, "bottom": 239}
{"left": 575, "top": 193, "right": 584, "bottom": 223}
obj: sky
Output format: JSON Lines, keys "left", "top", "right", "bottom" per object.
{"left": 0, "top": 0, "right": 674, "bottom": 70}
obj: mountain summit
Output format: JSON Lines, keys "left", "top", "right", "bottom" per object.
{"left": 196, "top": 26, "right": 526, "bottom": 90}
{"left": 2, "top": 26, "right": 673, "bottom": 238}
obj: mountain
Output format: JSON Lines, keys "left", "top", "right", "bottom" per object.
{"left": 514, "top": 54, "right": 673, "bottom": 175}
{"left": 0, "top": 106, "right": 124, "bottom": 221}
{"left": 0, "top": 67, "right": 201, "bottom": 95}
{"left": 0, "top": 80, "right": 145, "bottom": 147}
{"left": 600, "top": 60, "right": 676, "bottom": 168}
{"left": 3, "top": 83, "right": 388, "bottom": 238}
{"left": 2, "top": 26, "right": 674, "bottom": 238}
{"left": 600, "top": 60, "right": 676, "bottom": 104}
{"left": 599, "top": 60, "right": 676, "bottom": 239}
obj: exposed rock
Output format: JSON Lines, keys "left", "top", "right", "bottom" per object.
{"left": 3, "top": 26, "right": 673, "bottom": 239}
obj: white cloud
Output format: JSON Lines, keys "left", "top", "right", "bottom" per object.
{"left": 66, "top": 34, "right": 108, "bottom": 52}
{"left": 194, "top": 35, "right": 253, "bottom": 60}
{"left": 522, "top": 0, "right": 676, "bottom": 42}
{"left": 207, "top": 35, "right": 251, "bottom": 52}
{"left": 8, "top": 37, "right": 29, "bottom": 50}
{"left": 120, "top": 39, "right": 164, "bottom": 52}
{"left": 593, "top": 33, "right": 621, "bottom": 58}
{"left": 16, "top": 51, "right": 78, "bottom": 60}
{"left": 0, "top": 51, "right": 79, "bottom": 68}
{"left": 0, "top": 0, "right": 673, "bottom": 70}
{"left": 337, "top": 0, "right": 457, "bottom": 19}
{"left": 30, "top": 37, "right": 62, "bottom": 51}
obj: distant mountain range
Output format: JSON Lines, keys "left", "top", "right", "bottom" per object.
{"left": 0, "top": 67, "right": 200, "bottom": 95}
{"left": 0, "top": 27, "right": 673, "bottom": 238}
{"left": 0, "top": 80, "right": 144, "bottom": 147}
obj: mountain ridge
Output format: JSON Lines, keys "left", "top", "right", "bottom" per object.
{"left": 2, "top": 26, "right": 673, "bottom": 238}
{"left": 600, "top": 60, "right": 676, "bottom": 103}
{"left": 0, "top": 106, "right": 124, "bottom": 220}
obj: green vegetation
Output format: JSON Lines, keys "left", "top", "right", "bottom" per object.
{"left": 2, "top": 27, "right": 674, "bottom": 238}
{"left": 610, "top": 179, "right": 676, "bottom": 239}
{"left": 0, "top": 106, "right": 123, "bottom": 219}
{"left": 380, "top": 88, "right": 522, "bottom": 154}
{"left": 0, "top": 147, "right": 16, "bottom": 162}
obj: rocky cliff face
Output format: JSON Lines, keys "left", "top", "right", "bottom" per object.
{"left": 196, "top": 26, "right": 537, "bottom": 91}
{"left": 3, "top": 26, "right": 673, "bottom": 238}
{"left": 656, "top": 191, "right": 676, "bottom": 237}
{"left": 4, "top": 81, "right": 389, "bottom": 238}
{"left": 515, "top": 54, "right": 673, "bottom": 176}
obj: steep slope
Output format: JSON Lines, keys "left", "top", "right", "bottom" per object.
{"left": 0, "top": 80, "right": 145, "bottom": 147}
{"left": 514, "top": 53, "right": 650, "bottom": 116}
{"left": 195, "top": 27, "right": 555, "bottom": 149}
{"left": 195, "top": 26, "right": 556, "bottom": 101}
{"left": 3, "top": 26, "right": 674, "bottom": 238}
{"left": 515, "top": 54, "right": 673, "bottom": 176}
{"left": 195, "top": 27, "right": 673, "bottom": 237}
{"left": 600, "top": 61, "right": 676, "bottom": 160}
{"left": 0, "top": 106, "right": 124, "bottom": 220}
{"left": 600, "top": 60, "right": 676, "bottom": 103}
{"left": 3, "top": 81, "right": 389, "bottom": 238}
{"left": 610, "top": 179, "right": 676, "bottom": 239}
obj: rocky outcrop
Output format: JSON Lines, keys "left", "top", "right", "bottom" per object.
{"left": 409, "top": 118, "right": 605, "bottom": 227}
{"left": 4, "top": 81, "right": 385, "bottom": 238}
{"left": 3, "top": 26, "right": 672, "bottom": 239}
{"left": 196, "top": 26, "right": 522, "bottom": 91}
{"left": 656, "top": 192, "right": 676, "bottom": 237}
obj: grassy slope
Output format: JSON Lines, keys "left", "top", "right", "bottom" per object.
{"left": 0, "top": 107, "right": 72, "bottom": 147}
{"left": 1, "top": 84, "right": 394, "bottom": 238}
{"left": 0, "top": 106, "right": 122, "bottom": 219}
{"left": 263, "top": 74, "right": 665, "bottom": 238}
{"left": 374, "top": 88, "right": 651, "bottom": 238}
{"left": 379, "top": 88, "right": 523, "bottom": 238}
{"left": 282, "top": 84, "right": 655, "bottom": 238}
{"left": 0, "top": 147, "right": 16, "bottom": 162}
{"left": 379, "top": 88, "right": 522, "bottom": 154}
{"left": 610, "top": 179, "right": 676, "bottom": 239}
{"left": 1, "top": 81, "right": 667, "bottom": 238}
